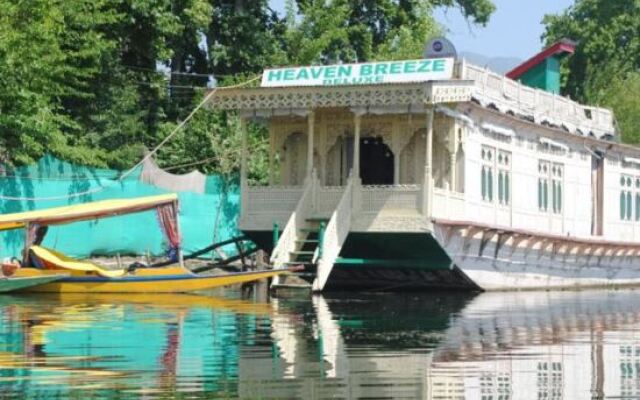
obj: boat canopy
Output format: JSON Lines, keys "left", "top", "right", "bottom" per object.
{"left": 0, "top": 193, "right": 178, "bottom": 232}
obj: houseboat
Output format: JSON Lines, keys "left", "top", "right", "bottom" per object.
{"left": 209, "top": 38, "right": 640, "bottom": 291}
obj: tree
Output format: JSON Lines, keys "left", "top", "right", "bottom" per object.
{"left": 586, "top": 67, "right": 640, "bottom": 144}
{"left": 0, "top": 0, "right": 116, "bottom": 166}
{"left": 0, "top": 0, "right": 496, "bottom": 176}
{"left": 284, "top": 0, "right": 495, "bottom": 64}
{"left": 543, "top": 0, "right": 640, "bottom": 143}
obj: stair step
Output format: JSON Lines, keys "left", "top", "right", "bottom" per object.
{"left": 295, "top": 239, "right": 318, "bottom": 244}
{"left": 290, "top": 251, "right": 314, "bottom": 256}
{"left": 300, "top": 228, "right": 319, "bottom": 233}
{"left": 284, "top": 261, "right": 314, "bottom": 266}
{"left": 306, "top": 217, "right": 329, "bottom": 223}
{"left": 293, "top": 272, "right": 317, "bottom": 278}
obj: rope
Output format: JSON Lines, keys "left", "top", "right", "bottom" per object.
{"left": 0, "top": 75, "right": 260, "bottom": 201}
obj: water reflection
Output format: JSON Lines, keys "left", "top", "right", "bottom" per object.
{"left": 3, "top": 289, "right": 640, "bottom": 398}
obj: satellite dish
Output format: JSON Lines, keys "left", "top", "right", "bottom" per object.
{"left": 424, "top": 37, "right": 457, "bottom": 59}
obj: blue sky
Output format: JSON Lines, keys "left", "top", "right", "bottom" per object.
{"left": 270, "top": 0, "right": 575, "bottom": 60}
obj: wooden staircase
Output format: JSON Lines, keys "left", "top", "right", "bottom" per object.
{"left": 270, "top": 171, "right": 354, "bottom": 292}
{"left": 272, "top": 218, "right": 327, "bottom": 290}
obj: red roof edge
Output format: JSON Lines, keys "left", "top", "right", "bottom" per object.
{"left": 506, "top": 39, "right": 576, "bottom": 80}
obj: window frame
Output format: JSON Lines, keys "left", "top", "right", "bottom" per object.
{"left": 538, "top": 160, "right": 563, "bottom": 215}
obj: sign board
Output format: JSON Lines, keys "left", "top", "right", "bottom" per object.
{"left": 424, "top": 37, "right": 457, "bottom": 59}
{"left": 261, "top": 58, "right": 455, "bottom": 88}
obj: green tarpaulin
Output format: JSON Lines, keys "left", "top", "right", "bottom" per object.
{"left": 0, "top": 155, "right": 240, "bottom": 260}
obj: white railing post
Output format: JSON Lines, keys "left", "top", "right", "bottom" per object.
{"left": 352, "top": 173, "right": 361, "bottom": 215}
{"left": 444, "top": 182, "right": 450, "bottom": 219}
{"left": 311, "top": 169, "right": 318, "bottom": 214}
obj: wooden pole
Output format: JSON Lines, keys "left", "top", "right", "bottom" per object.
{"left": 353, "top": 113, "right": 362, "bottom": 180}
{"left": 268, "top": 121, "right": 275, "bottom": 185}
{"left": 174, "top": 200, "right": 184, "bottom": 267}
{"left": 306, "top": 111, "right": 315, "bottom": 179}
{"left": 424, "top": 106, "right": 434, "bottom": 216}
{"left": 240, "top": 118, "right": 248, "bottom": 185}
{"left": 240, "top": 117, "right": 249, "bottom": 220}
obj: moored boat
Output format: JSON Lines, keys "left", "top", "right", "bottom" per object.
{"left": 210, "top": 38, "right": 640, "bottom": 291}
{"left": 0, "top": 194, "right": 286, "bottom": 293}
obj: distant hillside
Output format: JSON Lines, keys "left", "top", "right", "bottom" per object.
{"left": 459, "top": 51, "right": 522, "bottom": 75}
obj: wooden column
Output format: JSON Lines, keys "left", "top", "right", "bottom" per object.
{"left": 240, "top": 117, "right": 248, "bottom": 185}
{"left": 449, "top": 122, "right": 458, "bottom": 192}
{"left": 174, "top": 200, "right": 184, "bottom": 267}
{"left": 423, "top": 107, "right": 434, "bottom": 216}
{"left": 392, "top": 120, "right": 400, "bottom": 184}
{"left": 450, "top": 151, "right": 457, "bottom": 192}
{"left": 240, "top": 117, "right": 249, "bottom": 219}
{"left": 353, "top": 113, "right": 362, "bottom": 181}
{"left": 306, "top": 111, "right": 315, "bottom": 179}
{"left": 268, "top": 122, "right": 275, "bottom": 185}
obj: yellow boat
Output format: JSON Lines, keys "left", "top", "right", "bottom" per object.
{"left": 1, "top": 194, "right": 285, "bottom": 293}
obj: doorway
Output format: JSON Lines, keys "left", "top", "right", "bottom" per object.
{"left": 359, "top": 137, "right": 394, "bottom": 185}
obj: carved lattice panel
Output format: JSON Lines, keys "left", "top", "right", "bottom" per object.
{"left": 400, "top": 129, "right": 426, "bottom": 184}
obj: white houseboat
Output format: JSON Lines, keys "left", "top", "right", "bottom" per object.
{"left": 209, "top": 39, "right": 640, "bottom": 291}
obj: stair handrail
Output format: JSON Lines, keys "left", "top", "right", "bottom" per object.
{"left": 313, "top": 176, "right": 354, "bottom": 291}
{"left": 270, "top": 171, "right": 317, "bottom": 269}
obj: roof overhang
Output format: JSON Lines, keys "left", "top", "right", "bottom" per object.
{"left": 0, "top": 193, "right": 178, "bottom": 231}
{"left": 507, "top": 40, "right": 576, "bottom": 80}
{"left": 207, "top": 80, "right": 475, "bottom": 113}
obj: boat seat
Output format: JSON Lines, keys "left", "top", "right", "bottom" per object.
{"left": 29, "top": 246, "right": 126, "bottom": 278}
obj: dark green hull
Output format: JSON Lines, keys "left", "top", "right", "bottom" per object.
{"left": 244, "top": 230, "right": 478, "bottom": 291}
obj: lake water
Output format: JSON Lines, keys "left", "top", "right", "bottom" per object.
{"left": 2, "top": 287, "right": 640, "bottom": 399}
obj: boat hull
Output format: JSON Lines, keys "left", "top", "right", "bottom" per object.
{"left": 321, "top": 227, "right": 640, "bottom": 292}
{"left": 433, "top": 220, "right": 640, "bottom": 291}
{"left": 0, "top": 275, "right": 68, "bottom": 293}
{"left": 12, "top": 268, "right": 284, "bottom": 293}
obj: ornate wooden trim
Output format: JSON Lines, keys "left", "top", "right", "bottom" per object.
{"left": 209, "top": 81, "right": 474, "bottom": 111}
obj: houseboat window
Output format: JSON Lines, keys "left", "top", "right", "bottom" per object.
{"left": 481, "top": 146, "right": 495, "bottom": 202}
{"left": 551, "top": 163, "right": 563, "bottom": 214}
{"left": 636, "top": 193, "right": 640, "bottom": 221}
{"left": 621, "top": 174, "right": 634, "bottom": 221}
{"left": 497, "top": 150, "right": 511, "bottom": 206}
{"left": 538, "top": 161, "right": 549, "bottom": 212}
{"left": 538, "top": 161, "right": 562, "bottom": 213}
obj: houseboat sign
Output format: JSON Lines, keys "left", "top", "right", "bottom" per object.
{"left": 261, "top": 58, "right": 454, "bottom": 87}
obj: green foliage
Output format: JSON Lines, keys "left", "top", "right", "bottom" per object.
{"left": 586, "top": 67, "right": 640, "bottom": 144}
{"left": 0, "top": 0, "right": 98, "bottom": 165}
{"left": 544, "top": 0, "right": 640, "bottom": 143}
{"left": 284, "top": 0, "right": 491, "bottom": 64}
{"left": 0, "top": 0, "right": 495, "bottom": 179}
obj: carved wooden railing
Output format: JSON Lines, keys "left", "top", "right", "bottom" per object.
{"left": 240, "top": 184, "right": 304, "bottom": 230}
{"left": 360, "top": 184, "right": 421, "bottom": 213}
{"left": 313, "top": 176, "right": 355, "bottom": 291}
{"left": 270, "top": 172, "right": 317, "bottom": 279}
{"left": 461, "top": 62, "right": 614, "bottom": 136}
